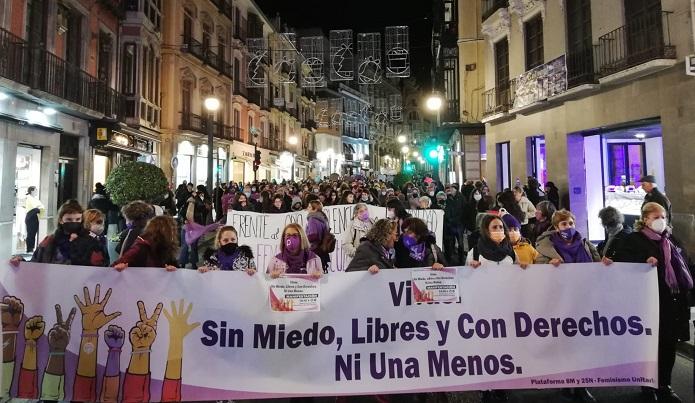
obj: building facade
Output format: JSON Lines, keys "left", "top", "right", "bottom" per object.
{"left": 0, "top": 0, "right": 122, "bottom": 257}
{"left": 477, "top": 0, "right": 695, "bottom": 247}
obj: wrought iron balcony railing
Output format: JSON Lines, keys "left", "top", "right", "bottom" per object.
{"left": 595, "top": 11, "right": 675, "bottom": 78}
{"left": 180, "top": 112, "right": 238, "bottom": 141}
{"left": 0, "top": 27, "right": 123, "bottom": 118}
{"left": 482, "top": 85, "right": 513, "bottom": 117}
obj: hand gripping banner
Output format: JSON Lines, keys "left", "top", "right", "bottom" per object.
{"left": 0, "top": 262, "right": 658, "bottom": 401}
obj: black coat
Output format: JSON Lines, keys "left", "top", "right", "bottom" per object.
{"left": 345, "top": 239, "right": 395, "bottom": 272}
{"left": 596, "top": 227, "right": 632, "bottom": 259}
{"left": 643, "top": 188, "right": 672, "bottom": 222}
{"left": 394, "top": 235, "right": 447, "bottom": 268}
{"left": 613, "top": 231, "right": 694, "bottom": 341}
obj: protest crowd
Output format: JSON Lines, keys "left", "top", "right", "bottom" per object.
{"left": 7, "top": 174, "right": 694, "bottom": 403}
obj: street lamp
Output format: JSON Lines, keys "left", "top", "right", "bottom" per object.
{"left": 426, "top": 93, "right": 443, "bottom": 127}
{"left": 397, "top": 134, "right": 406, "bottom": 143}
{"left": 401, "top": 145, "right": 410, "bottom": 154}
{"left": 288, "top": 135, "right": 298, "bottom": 181}
{"left": 204, "top": 96, "right": 220, "bottom": 194}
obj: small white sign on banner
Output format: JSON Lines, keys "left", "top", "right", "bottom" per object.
{"left": 411, "top": 268, "right": 459, "bottom": 303}
{"left": 269, "top": 275, "right": 321, "bottom": 312}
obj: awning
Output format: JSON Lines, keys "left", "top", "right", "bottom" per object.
{"left": 433, "top": 123, "right": 485, "bottom": 142}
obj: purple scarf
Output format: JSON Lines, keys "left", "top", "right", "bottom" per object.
{"left": 550, "top": 232, "right": 593, "bottom": 263}
{"left": 407, "top": 242, "right": 426, "bottom": 262}
{"left": 279, "top": 250, "right": 314, "bottom": 274}
{"left": 641, "top": 227, "right": 694, "bottom": 293}
{"left": 216, "top": 249, "right": 240, "bottom": 271}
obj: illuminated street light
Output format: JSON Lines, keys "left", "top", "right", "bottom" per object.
{"left": 426, "top": 94, "right": 443, "bottom": 111}
{"left": 203, "top": 97, "right": 220, "bottom": 193}
{"left": 412, "top": 151, "right": 419, "bottom": 157}
{"left": 401, "top": 145, "right": 410, "bottom": 154}
{"left": 397, "top": 134, "right": 406, "bottom": 143}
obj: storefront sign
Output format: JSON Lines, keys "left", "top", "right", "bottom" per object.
{"left": 96, "top": 127, "right": 109, "bottom": 141}
{"left": 0, "top": 262, "right": 658, "bottom": 401}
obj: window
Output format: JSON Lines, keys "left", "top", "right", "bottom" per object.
{"left": 496, "top": 142, "right": 511, "bottom": 191}
{"left": 183, "top": 8, "right": 193, "bottom": 41}
{"left": 145, "top": 0, "right": 162, "bottom": 31}
{"left": 524, "top": 15, "right": 544, "bottom": 70}
{"left": 181, "top": 80, "right": 192, "bottom": 117}
{"left": 233, "top": 58, "right": 240, "bottom": 92}
{"left": 202, "top": 23, "right": 212, "bottom": 52}
{"left": 97, "top": 32, "right": 112, "bottom": 83}
{"left": 148, "top": 45, "right": 155, "bottom": 101}
{"left": 566, "top": 0, "right": 593, "bottom": 86}
{"left": 233, "top": 109, "right": 240, "bottom": 129}
{"left": 121, "top": 43, "right": 137, "bottom": 95}
{"left": 607, "top": 143, "right": 646, "bottom": 186}
{"left": 494, "top": 39, "right": 510, "bottom": 107}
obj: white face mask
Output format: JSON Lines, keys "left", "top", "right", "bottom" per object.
{"left": 649, "top": 218, "right": 667, "bottom": 233}
{"left": 91, "top": 224, "right": 104, "bottom": 236}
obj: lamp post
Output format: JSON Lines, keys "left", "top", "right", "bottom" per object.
{"left": 426, "top": 93, "right": 443, "bottom": 182}
{"left": 204, "top": 97, "right": 220, "bottom": 194}
{"left": 288, "top": 134, "right": 298, "bottom": 181}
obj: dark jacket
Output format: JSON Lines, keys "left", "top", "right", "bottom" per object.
{"left": 202, "top": 245, "right": 255, "bottom": 271}
{"left": 613, "top": 231, "right": 694, "bottom": 341}
{"left": 70, "top": 231, "right": 110, "bottom": 267}
{"left": 115, "top": 221, "right": 147, "bottom": 256}
{"left": 346, "top": 239, "right": 395, "bottom": 272}
{"left": 113, "top": 237, "right": 177, "bottom": 268}
{"left": 596, "top": 227, "right": 632, "bottom": 259}
{"left": 31, "top": 231, "right": 72, "bottom": 264}
{"left": 394, "top": 234, "right": 447, "bottom": 268}
{"left": 306, "top": 211, "right": 330, "bottom": 265}
{"left": 643, "top": 188, "right": 672, "bottom": 222}
{"left": 88, "top": 193, "right": 116, "bottom": 217}
{"left": 440, "top": 197, "right": 463, "bottom": 234}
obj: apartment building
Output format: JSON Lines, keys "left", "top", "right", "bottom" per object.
{"left": 477, "top": 0, "right": 695, "bottom": 245}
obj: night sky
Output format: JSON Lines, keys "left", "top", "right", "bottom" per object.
{"left": 254, "top": 0, "right": 434, "bottom": 89}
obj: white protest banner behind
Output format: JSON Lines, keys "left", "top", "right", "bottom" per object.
{"left": 227, "top": 204, "right": 444, "bottom": 272}
{"left": 1, "top": 263, "right": 657, "bottom": 401}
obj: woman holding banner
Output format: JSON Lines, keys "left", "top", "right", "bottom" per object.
{"left": 386, "top": 198, "right": 411, "bottom": 236}
{"left": 614, "top": 202, "right": 693, "bottom": 403}
{"left": 465, "top": 214, "right": 516, "bottom": 271}
{"left": 534, "top": 209, "right": 610, "bottom": 403}
{"left": 394, "top": 217, "right": 446, "bottom": 269}
{"left": 346, "top": 219, "right": 397, "bottom": 273}
{"left": 342, "top": 203, "right": 376, "bottom": 258}
{"left": 112, "top": 216, "right": 179, "bottom": 272}
{"left": 198, "top": 225, "right": 256, "bottom": 275}
{"left": 267, "top": 223, "right": 322, "bottom": 278}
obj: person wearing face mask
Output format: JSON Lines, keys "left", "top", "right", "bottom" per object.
{"left": 501, "top": 213, "right": 539, "bottom": 267}
{"left": 464, "top": 189, "right": 485, "bottom": 233}
{"left": 346, "top": 219, "right": 397, "bottom": 273}
{"left": 535, "top": 209, "right": 606, "bottom": 267}
{"left": 69, "top": 209, "right": 110, "bottom": 267}
{"left": 417, "top": 196, "right": 432, "bottom": 210}
{"left": 394, "top": 217, "right": 447, "bottom": 269}
{"left": 116, "top": 201, "right": 156, "bottom": 257}
{"left": 23, "top": 185, "right": 45, "bottom": 253}
{"left": 266, "top": 194, "right": 287, "bottom": 214}
{"left": 613, "top": 202, "right": 693, "bottom": 403}
{"left": 291, "top": 195, "right": 304, "bottom": 212}
{"left": 466, "top": 214, "right": 516, "bottom": 268}
{"left": 233, "top": 192, "right": 255, "bottom": 212}
{"left": 306, "top": 201, "right": 332, "bottom": 273}
{"left": 198, "top": 226, "right": 256, "bottom": 275}
{"left": 267, "top": 223, "right": 322, "bottom": 278}
{"left": 408, "top": 190, "right": 421, "bottom": 210}
{"left": 596, "top": 206, "right": 632, "bottom": 259}
{"left": 342, "top": 203, "right": 376, "bottom": 258}
{"left": 10, "top": 200, "right": 84, "bottom": 266}
{"left": 385, "top": 198, "right": 411, "bottom": 236}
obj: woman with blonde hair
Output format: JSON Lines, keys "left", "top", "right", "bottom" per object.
{"left": 614, "top": 202, "right": 693, "bottom": 402}
{"left": 198, "top": 225, "right": 256, "bottom": 275}
{"left": 267, "top": 223, "right": 322, "bottom": 278}
{"left": 342, "top": 203, "right": 375, "bottom": 258}
{"left": 112, "top": 215, "right": 178, "bottom": 271}
{"left": 346, "top": 219, "right": 397, "bottom": 273}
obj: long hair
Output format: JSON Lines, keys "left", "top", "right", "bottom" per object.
{"left": 536, "top": 200, "right": 556, "bottom": 221}
{"left": 365, "top": 219, "right": 396, "bottom": 246}
{"left": 141, "top": 215, "right": 179, "bottom": 262}
{"left": 214, "top": 225, "right": 238, "bottom": 249}
{"left": 635, "top": 202, "right": 666, "bottom": 231}
{"left": 279, "top": 223, "right": 310, "bottom": 254}
{"left": 498, "top": 190, "right": 525, "bottom": 222}
{"left": 352, "top": 203, "right": 368, "bottom": 219}
{"left": 386, "top": 198, "right": 410, "bottom": 219}
{"left": 401, "top": 217, "right": 429, "bottom": 241}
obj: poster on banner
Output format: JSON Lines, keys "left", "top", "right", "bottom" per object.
{"left": 411, "top": 268, "right": 459, "bottom": 303}
{"left": 226, "top": 204, "right": 443, "bottom": 273}
{"left": 0, "top": 262, "right": 659, "bottom": 401}
{"left": 270, "top": 275, "right": 321, "bottom": 312}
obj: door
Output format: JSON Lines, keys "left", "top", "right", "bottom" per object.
{"left": 624, "top": 0, "right": 663, "bottom": 64}
{"left": 57, "top": 158, "right": 77, "bottom": 207}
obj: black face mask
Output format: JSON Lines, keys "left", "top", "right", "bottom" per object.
{"left": 62, "top": 222, "right": 82, "bottom": 235}
{"left": 220, "top": 243, "right": 238, "bottom": 254}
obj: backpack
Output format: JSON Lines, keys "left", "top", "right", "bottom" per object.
{"left": 320, "top": 227, "right": 336, "bottom": 254}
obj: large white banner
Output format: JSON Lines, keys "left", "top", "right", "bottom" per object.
{"left": 227, "top": 204, "right": 444, "bottom": 272}
{"left": 1, "top": 262, "right": 658, "bottom": 401}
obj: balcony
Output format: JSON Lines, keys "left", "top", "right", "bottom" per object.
{"left": 567, "top": 45, "right": 598, "bottom": 88}
{"left": 0, "top": 28, "right": 122, "bottom": 118}
{"left": 247, "top": 88, "right": 268, "bottom": 109}
{"left": 233, "top": 17, "right": 247, "bottom": 42}
{"left": 211, "top": 0, "right": 233, "bottom": 21}
{"left": 482, "top": 0, "right": 509, "bottom": 21}
{"left": 181, "top": 35, "right": 233, "bottom": 79}
{"left": 481, "top": 85, "right": 513, "bottom": 119}
{"left": 595, "top": 11, "right": 676, "bottom": 83}
{"left": 180, "top": 112, "right": 239, "bottom": 141}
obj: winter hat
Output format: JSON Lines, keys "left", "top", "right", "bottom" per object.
{"left": 291, "top": 195, "right": 302, "bottom": 206}
{"left": 501, "top": 213, "right": 521, "bottom": 230}
{"left": 436, "top": 191, "right": 447, "bottom": 201}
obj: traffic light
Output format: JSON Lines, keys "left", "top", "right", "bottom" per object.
{"left": 424, "top": 137, "right": 439, "bottom": 164}
{"left": 253, "top": 149, "right": 261, "bottom": 171}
